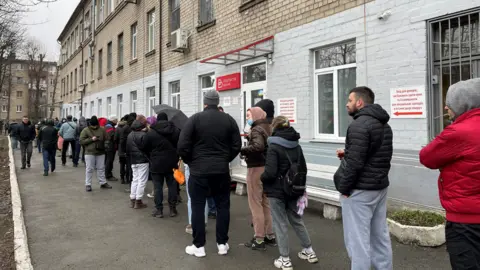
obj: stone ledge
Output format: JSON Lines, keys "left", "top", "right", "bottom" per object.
{"left": 387, "top": 218, "right": 445, "bottom": 247}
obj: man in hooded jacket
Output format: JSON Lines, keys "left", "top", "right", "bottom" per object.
{"left": 143, "top": 112, "right": 180, "bottom": 218}
{"left": 74, "top": 116, "right": 88, "bottom": 165}
{"left": 126, "top": 119, "right": 149, "bottom": 208}
{"left": 105, "top": 115, "right": 118, "bottom": 181}
{"left": 334, "top": 87, "right": 393, "bottom": 270}
{"left": 119, "top": 113, "right": 136, "bottom": 191}
{"left": 115, "top": 115, "right": 129, "bottom": 184}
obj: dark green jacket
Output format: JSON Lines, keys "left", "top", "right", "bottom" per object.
{"left": 80, "top": 125, "right": 108, "bottom": 156}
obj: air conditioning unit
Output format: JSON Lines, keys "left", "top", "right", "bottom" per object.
{"left": 170, "top": 29, "right": 188, "bottom": 53}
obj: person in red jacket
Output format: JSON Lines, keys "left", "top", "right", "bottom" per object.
{"left": 419, "top": 78, "right": 480, "bottom": 270}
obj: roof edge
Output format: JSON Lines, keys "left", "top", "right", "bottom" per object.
{"left": 57, "top": 0, "right": 87, "bottom": 43}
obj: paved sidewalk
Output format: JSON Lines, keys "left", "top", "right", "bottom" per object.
{"left": 15, "top": 150, "right": 450, "bottom": 270}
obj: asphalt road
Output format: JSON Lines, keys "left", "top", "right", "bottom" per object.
{"left": 16, "top": 150, "right": 450, "bottom": 270}
{"left": 300, "top": 142, "right": 442, "bottom": 210}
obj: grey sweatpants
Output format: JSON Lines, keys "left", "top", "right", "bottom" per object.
{"left": 85, "top": 154, "right": 107, "bottom": 186}
{"left": 341, "top": 188, "right": 393, "bottom": 270}
{"left": 270, "top": 197, "right": 312, "bottom": 257}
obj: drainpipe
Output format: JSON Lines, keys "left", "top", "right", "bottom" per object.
{"left": 158, "top": 2, "right": 162, "bottom": 104}
{"left": 80, "top": 5, "right": 85, "bottom": 117}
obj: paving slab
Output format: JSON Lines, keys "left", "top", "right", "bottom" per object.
{"left": 15, "top": 150, "right": 450, "bottom": 270}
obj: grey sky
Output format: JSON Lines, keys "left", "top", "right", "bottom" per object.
{"left": 23, "top": 0, "right": 79, "bottom": 61}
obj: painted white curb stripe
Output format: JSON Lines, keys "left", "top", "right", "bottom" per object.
{"left": 8, "top": 136, "right": 34, "bottom": 270}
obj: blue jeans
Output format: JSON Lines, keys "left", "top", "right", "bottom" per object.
{"left": 36, "top": 138, "right": 42, "bottom": 153}
{"left": 10, "top": 136, "right": 18, "bottom": 149}
{"left": 207, "top": 197, "right": 216, "bottom": 214}
{"left": 185, "top": 164, "right": 208, "bottom": 225}
{"left": 42, "top": 147, "right": 56, "bottom": 172}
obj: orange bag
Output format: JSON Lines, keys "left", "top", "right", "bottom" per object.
{"left": 57, "top": 136, "right": 64, "bottom": 150}
{"left": 173, "top": 168, "right": 185, "bottom": 185}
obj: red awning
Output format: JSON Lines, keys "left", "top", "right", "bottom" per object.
{"left": 199, "top": 36, "right": 274, "bottom": 65}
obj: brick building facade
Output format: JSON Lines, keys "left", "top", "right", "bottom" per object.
{"left": 1, "top": 59, "right": 59, "bottom": 123}
{"left": 58, "top": 0, "right": 480, "bottom": 150}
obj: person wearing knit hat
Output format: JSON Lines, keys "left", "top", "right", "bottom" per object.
{"left": 420, "top": 78, "right": 480, "bottom": 269}
{"left": 79, "top": 115, "right": 113, "bottom": 192}
{"left": 254, "top": 99, "right": 275, "bottom": 124}
{"left": 179, "top": 89, "right": 241, "bottom": 257}
{"left": 105, "top": 115, "right": 119, "bottom": 181}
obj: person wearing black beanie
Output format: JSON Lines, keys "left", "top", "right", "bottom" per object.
{"left": 254, "top": 99, "right": 275, "bottom": 124}
{"left": 79, "top": 115, "right": 112, "bottom": 192}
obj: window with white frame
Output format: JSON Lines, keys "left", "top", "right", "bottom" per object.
{"left": 90, "top": 101, "right": 94, "bottom": 116}
{"left": 107, "top": 97, "right": 112, "bottom": 117}
{"left": 200, "top": 74, "right": 215, "bottom": 108}
{"left": 97, "top": 0, "right": 105, "bottom": 26}
{"left": 314, "top": 40, "right": 356, "bottom": 139}
{"left": 16, "top": 105, "right": 22, "bottom": 112}
{"left": 108, "top": 0, "right": 114, "bottom": 14}
{"left": 98, "top": 99, "right": 103, "bottom": 116}
{"left": 118, "top": 33, "right": 124, "bottom": 67}
{"left": 131, "top": 23, "right": 137, "bottom": 59}
{"left": 170, "top": 0, "right": 180, "bottom": 32}
{"left": 73, "top": 106, "right": 77, "bottom": 117}
{"left": 170, "top": 81, "right": 180, "bottom": 109}
{"left": 2, "top": 105, "right": 7, "bottom": 112}
{"left": 107, "top": 42, "right": 112, "bottom": 72}
{"left": 199, "top": 0, "right": 215, "bottom": 24}
{"left": 146, "top": 87, "right": 156, "bottom": 116}
{"left": 147, "top": 10, "right": 155, "bottom": 52}
{"left": 130, "top": 91, "right": 137, "bottom": 113}
{"left": 84, "top": 103, "right": 87, "bottom": 115}
{"left": 117, "top": 94, "right": 123, "bottom": 116}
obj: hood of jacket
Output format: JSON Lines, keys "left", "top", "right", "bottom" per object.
{"left": 268, "top": 127, "right": 300, "bottom": 148}
{"left": 99, "top": 117, "right": 108, "bottom": 127}
{"left": 117, "top": 120, "right": 126, "bottom": 127}
{"left": 354, "top": 104, "right": 390, "bottom": 124}
{"left": 78, "top": 117, "right": 87, "bottom": 127}
{"left": 130, "top": 120, "right": 146, "bottom": 131}
{"left": 249, "top": 107, "right": 266, "bottom": 122}
{"left": 150, "top": 120, "right": 175, "bottom": 136}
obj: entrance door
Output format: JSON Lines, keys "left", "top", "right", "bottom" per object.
{"left": 240, "top": 61, "right": 267, "bottom": 166}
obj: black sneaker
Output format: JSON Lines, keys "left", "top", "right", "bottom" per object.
{"left": 264, "top": 236, "right": 277, "bottom": 246}
{"left": 73, "top": 164, "right": 78, "bottom": 168}
{"left": 107, "top": 177, "right": 118, "bottom": 182}
{"left": 152, "top": 209, "right": 164, "bottom": 218}
{"left": 21, "top": 166, "right": 26, "bottom": 170}
{"left": 86, "top": 185, "right": 92, "bottom": 192}
{"left": 100, "top": 183, "right": 113, "bottom": 189}
{"left": 27, "top": 163, "right": 31, "bottom": 168}
{"left": 244, "top": 238, "right": 266, "bottom": 251}
{"left": 43, "top": 171, "right": 48, "bottom": 176}
{"left": 208, "top": 212, "right": 217, "bottom": 219}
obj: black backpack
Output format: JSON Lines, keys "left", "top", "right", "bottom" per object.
{"left": 282, "top": 147, "right": 307, "bottom": 198}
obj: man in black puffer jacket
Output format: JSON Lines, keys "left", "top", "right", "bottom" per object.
{"left": 126, "top": 120, "right": 149, "bottom": 209}
{"left": 119, "top": 113, "right": 136, "bottom": 190}
{"left": 144, "top": 112, "right": 180, "bottom": 218}
{"left": 178, "top": 90, "right": 241, "bottom": 257}
{"left": 334, "top": 86, "right": 393, "bottom": 270}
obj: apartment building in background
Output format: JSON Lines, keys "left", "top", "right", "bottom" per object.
{"left": 58, "top": 0, "right": 480, "bottom": 151}
{"left": 0, "top": 58, "right": 59, "bottom": 122}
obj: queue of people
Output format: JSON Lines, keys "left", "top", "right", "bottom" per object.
{"left": 8, "top": 79, "right": 480, "bottom": 270}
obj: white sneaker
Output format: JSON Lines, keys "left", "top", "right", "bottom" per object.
{"left": 298, "top": 249, "right": 319, "bottom": 263}
{"left": 274, "top": 256, "right": 293, "bottom": 270}
{"left": 185, "top": 245, "right": 206, "bottom": 257}
{"left": 147, "top": 193, "right": 154, "bottom": 198}
{"left": 217, "top": 243, "right": 229, "bottom": 255}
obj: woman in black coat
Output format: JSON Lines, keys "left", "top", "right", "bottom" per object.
{"left": 261, "top": 116, "right": 318, "bottom": 270}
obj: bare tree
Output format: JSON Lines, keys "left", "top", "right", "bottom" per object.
{"left": 0, "top": 20, "right": 23, "bottom": 123}
{"left": 24, "top": 38, "right": 47, "bottom": 120}
{"left": 0, "top": 0, "right": 59, "bottom": 19}
{"left": 48, "top": 65, "right": 59, "bottom": 119}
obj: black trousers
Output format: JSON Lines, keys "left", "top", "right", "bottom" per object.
{"left": 119, "top": 156, "right": 127, "bottom": 181}
{"left": 105, "top": 150, "right": 116, "bottom": 179}
{"left": 446, "top": 221, "right": 480, "bottom": 270}
{"left": 152, "top": 172, "right": 177, "bottom": 210}
{"left": 61, "top": 140, "right": 76, "bottom": 165}
{"left": 189, "top": 173, "right": 231, "bottom": 248}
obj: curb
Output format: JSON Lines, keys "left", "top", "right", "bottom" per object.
{"left": 8, "top": 136, "right": 34, "bottom": 270}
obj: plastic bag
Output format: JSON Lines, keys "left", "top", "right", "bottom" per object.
{"left": 173, "top": 168, "right": 185, "bottom": 185}
{"left": 57, "top": 136, "right": 64, "bottom": 150}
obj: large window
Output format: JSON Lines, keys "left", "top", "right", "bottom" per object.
{"left": 107, "top": 42, "right": 112, "bottom": 73}
{"left": 90, "top": 101, "right": 94, "bottom": 116}
{"left": 98, "top": 49, "right": 103, "bottom": 78}
{"left": 117, "top": 94, "right": 123, "bottom": 116}
{"left": 170, "top": 0, "right": 180, "bottom": 32}
{"left": 16, "top": 105, "right": 22, "bottom": 112}
{"left": 131, "top": 23, "right": 137, "bottom": 59}
{"left": 107, "top": 97, "right": 112, "bottom": 117}
{"left": 170, "top": 81, "right": 180, "bottom": 109}
{"left": 97, "top": 0, "right": 105, "bottom": 26}
{"left": 84, "top": 11, "right": 91, "bottom": 38}
{"left": 428, "top": 10, "right": 480, "bottom": 138}
{"left": 147, "top": 10, "right": 155, "bottom": 52}
{"left": 118, "top": 33, "right": 124, "bottom": 67}
{"left": 199, "top": 0, "right": 214, "bottom": 24}
{"left": 98, "top": 99, "right": 103, "bottom": 116}
{"left": 314, "top": 40, "right": 356, "bottom": 139}
{"left": 130, "top": 91, "right": 137, "bottom": 113}
{"left": 146, "top": 87, "right": 156, "bottom": 116}
{"left": 74, "top": 68, "right": 77, "bottom": 89}
{"left": 2, "top": 105, "right": 7, "bottom": 112}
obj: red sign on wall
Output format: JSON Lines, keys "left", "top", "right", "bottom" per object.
{"left": 216, "top": 73, "right": 241, "bottom": 91}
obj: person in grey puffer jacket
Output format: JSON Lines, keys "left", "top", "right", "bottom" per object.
{"left": 59, "top": 115, "right": 78, "bottom": 167}
{"left": 74, "top": 116, "right": 88, "bottom": 165}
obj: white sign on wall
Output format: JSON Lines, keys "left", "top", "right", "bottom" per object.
{"left": 278, "top": 97, "right": 297, "bottom": 123}
{"left": 390, "top": 86, "right": 426, "bottom": 119}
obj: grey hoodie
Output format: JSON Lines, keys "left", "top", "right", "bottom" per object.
{"left": 446, "top": 78, "right": 480, "bottom": 120}
{"left": 75, "top": 117, "right": 88, "bottom": 139}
